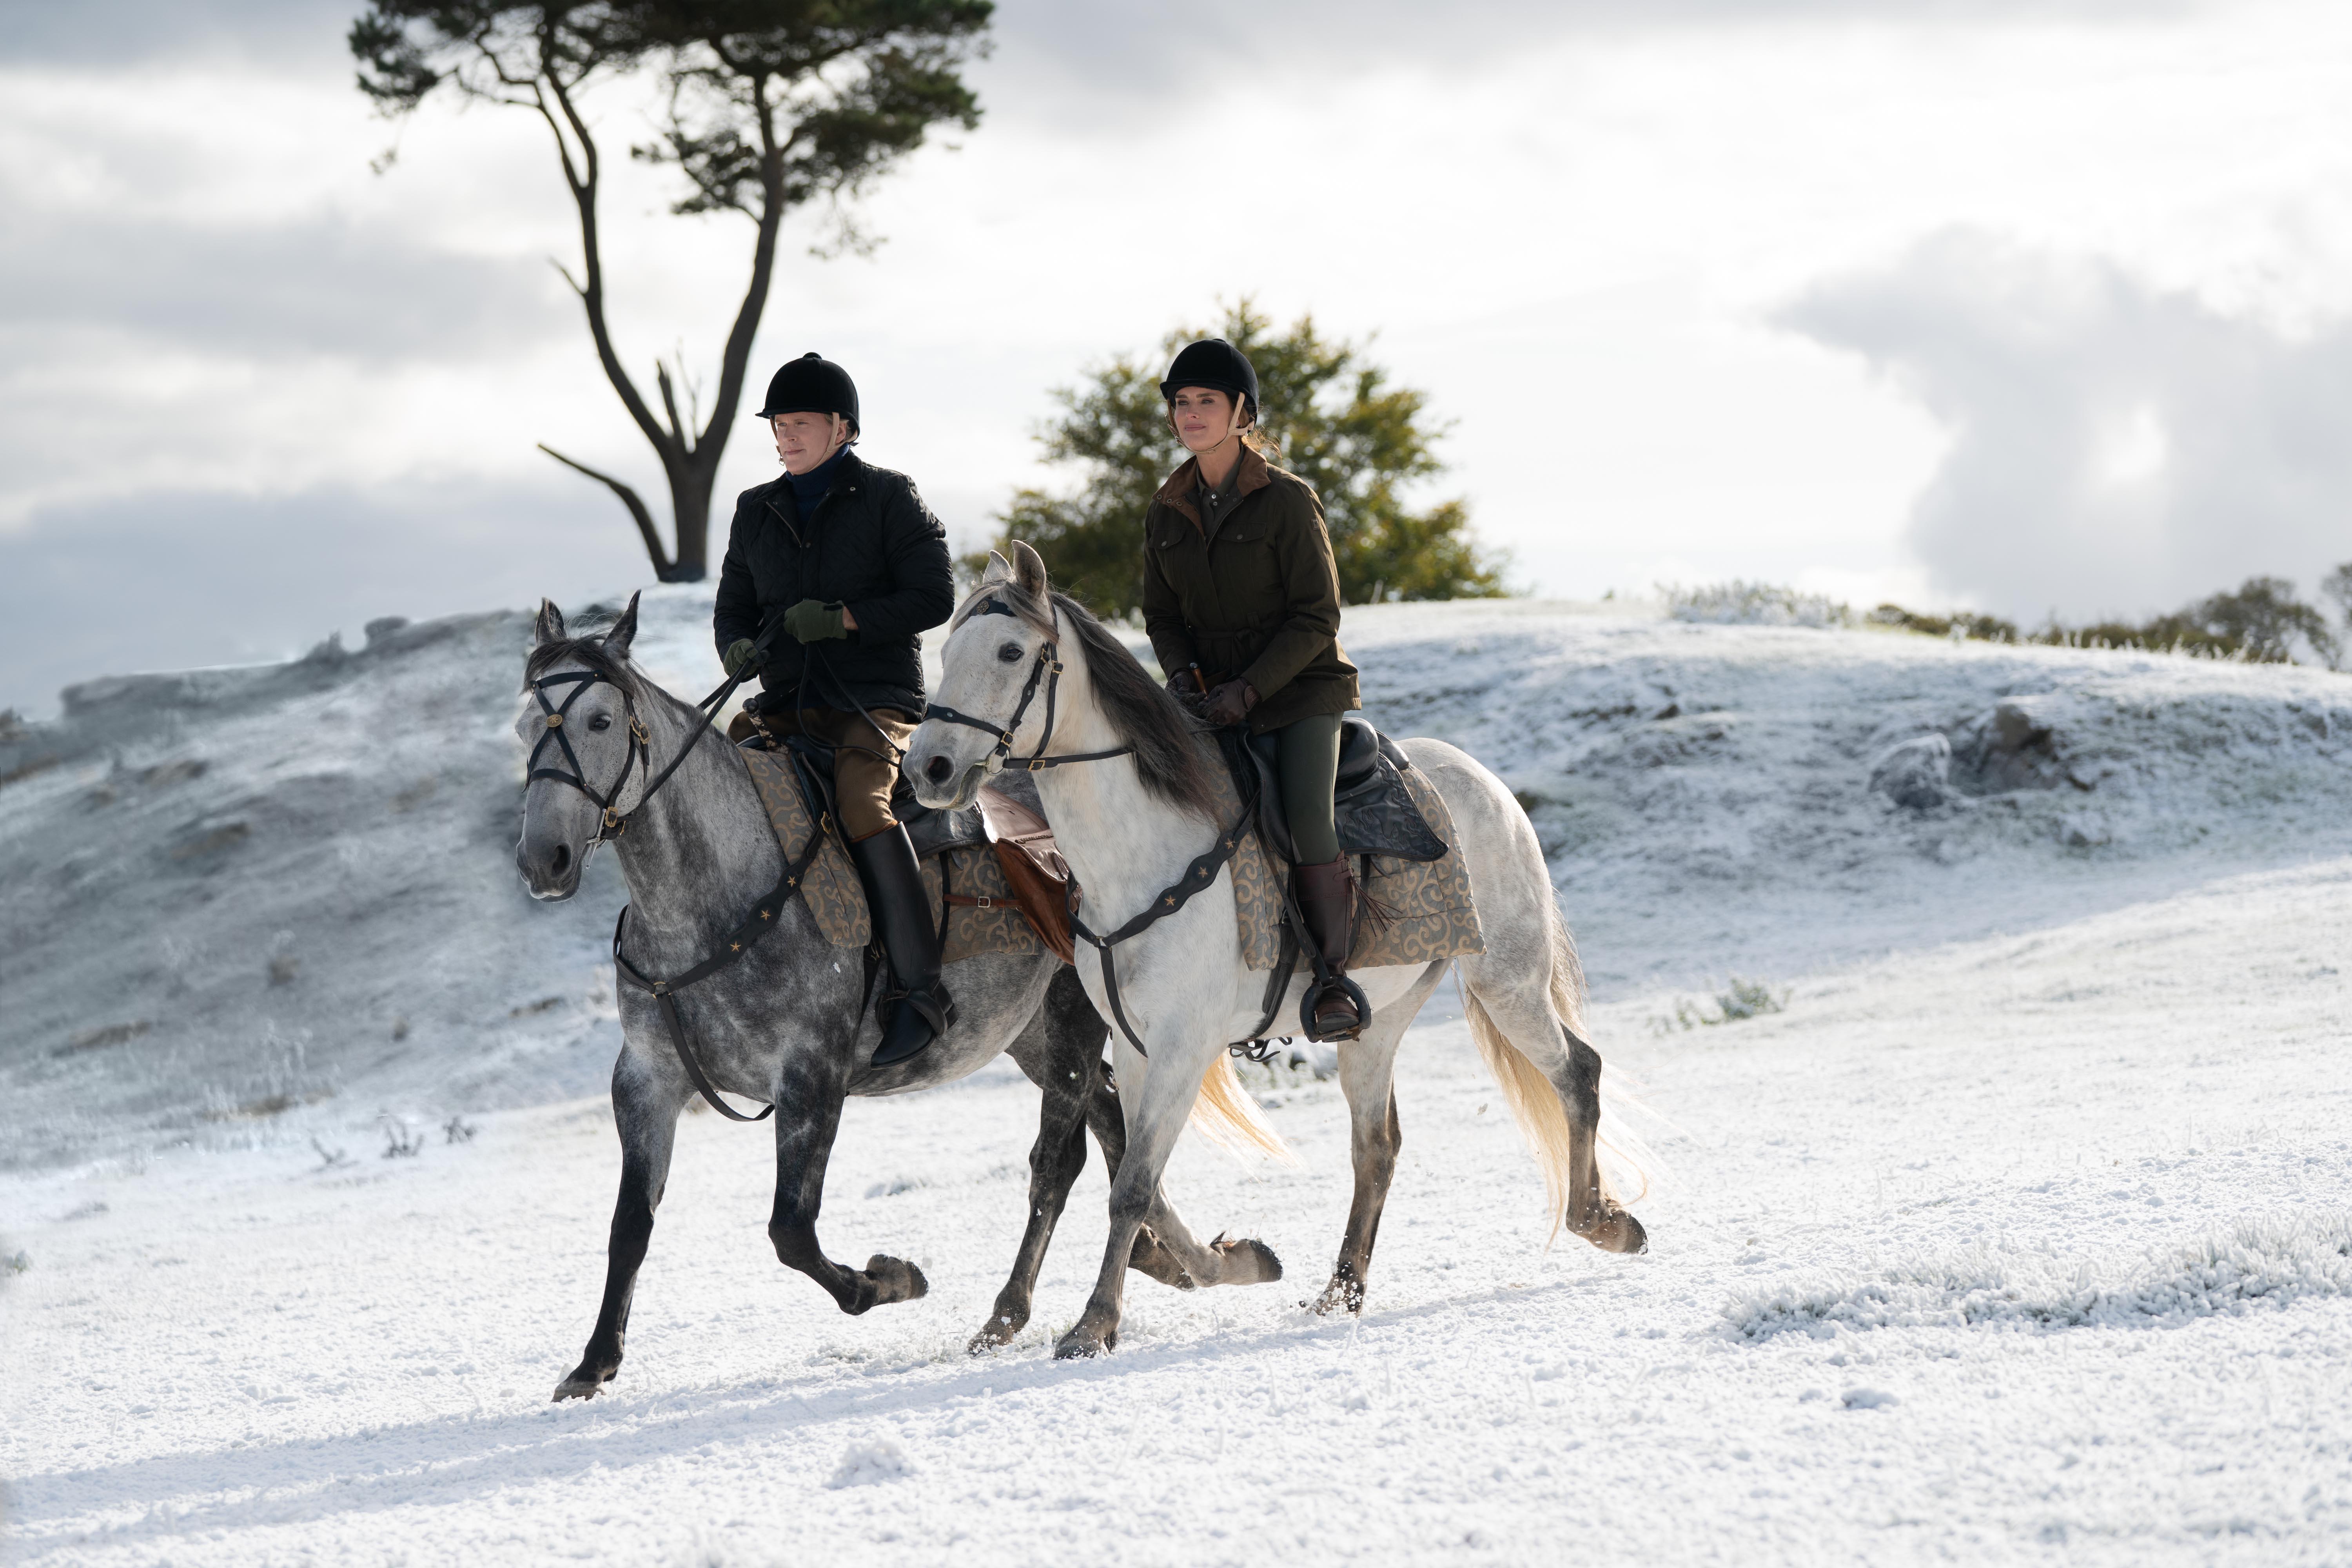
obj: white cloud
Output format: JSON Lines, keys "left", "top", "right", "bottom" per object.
{"left": 3, "top": 0, "right": 2352, "bottom": 712}
{"left": 1783, "top": 228, "right": 2352, "bottom": 622}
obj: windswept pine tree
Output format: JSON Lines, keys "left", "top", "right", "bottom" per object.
{"left": 351, "top": 1, "right": 992, "bottom": 580}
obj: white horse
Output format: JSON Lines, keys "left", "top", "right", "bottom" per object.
{"left": 906, "top": 544, "right": 1646, "bottom": 1358}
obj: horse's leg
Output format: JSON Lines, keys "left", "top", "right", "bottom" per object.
{"left": 1056, "top": 1031, "right": 1224, "bottom": 1359}
{"left": 1072, "top": 1050, "right": 1283, "bottom": 1291}
{"left": 554, "top": 1053, "right": 688, "bottom": 1400}
{"left": 977, "top": 968, "right": 1102, "bottom": 1350}
{"left": 1458, "top": 936, "right": 1647, "bottom": 1255}
{"left": 1076, "top": 1054, "right": 1203, "bottom": 1289}
{"left": 1314, "top": 958, "right": 1448, "bottom": 1315}
{"left": 767, "top": 1056, "right": 931, "bottom": 1312}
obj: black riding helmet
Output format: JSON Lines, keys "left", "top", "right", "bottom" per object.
{"left": 757, "top": 350, "right": 860, "bottom": 433}
{"left": 1159, "top": 338, "right": 1258, "bottom": 421}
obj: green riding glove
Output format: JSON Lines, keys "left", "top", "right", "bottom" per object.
{"left": 722, "top": 638, "right": 764, "bottom": 677}
{"left": 783, "top": 599, "right": 849, "bottom": 643}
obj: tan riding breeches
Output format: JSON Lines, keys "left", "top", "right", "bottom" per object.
{"left": 728, "top": 703, "right": 915, "bottom": 841}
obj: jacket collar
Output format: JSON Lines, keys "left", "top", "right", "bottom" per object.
{"left": 1155, "top": 444, "right": 1270, "bottom": 531}
{"left": 763, "top": 449, "right": 865, "bottom": 534}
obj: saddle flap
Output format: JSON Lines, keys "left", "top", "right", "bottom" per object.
{"left": 1336, "top": 747, "right": 1450, "bottom": 862}
{"left": 1232, "top": 721, "right": 1449, "bottom": 867}
{"left": 976, "top": 777, "right": 1080, "bottom": 964}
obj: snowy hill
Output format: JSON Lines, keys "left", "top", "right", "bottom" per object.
{"left": 1347, "top": 601, "right": 2352, "bottom": 987}
{"left": 7, "top": 592, "right": 2352, "bottom": 1565}
{"left": 0, "top": 588, "right": 728, "bottom": 1172}
{"left": 3, "top": 592, "right": 2349, "bottom": 1172}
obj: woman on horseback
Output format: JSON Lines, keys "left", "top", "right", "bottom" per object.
{"left": 713, "top": 351, "right": 957, "bottom": 1066}
{"left": 1140, "top": 338, "right": 1365, "bottom": 1037}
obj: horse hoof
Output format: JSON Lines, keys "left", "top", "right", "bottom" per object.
{"left": 1312, "top": 1274, "right": 1366, "bottom": 1317}
{"left": 967, "top": 1308, "right": 1026, "bottom": 1354}
{"left": 1213, "top": 1234, "right": 1283, "bottom": 1285}
{"left": 1053, "top": 1328, "right": 1114, "bottom": 1360}
{"left": 1577, "top": 1209, "right": 1649, "bottom": 1256}
{"left": 551, "top": 1375, "right": 606, "bottom": 1402}
{"left": 865, "top": 1254, "right": 930, "bottom": 1303}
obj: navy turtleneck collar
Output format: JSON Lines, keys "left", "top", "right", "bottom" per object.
{"left": 787, "top": 445, "right": 851, "bottom": 516}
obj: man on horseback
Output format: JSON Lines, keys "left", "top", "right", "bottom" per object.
{"left": 714, "top": 351, "right": 957, "bottom": 1066}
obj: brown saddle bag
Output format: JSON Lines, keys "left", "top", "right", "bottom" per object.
{"left": 975, "top": 785, "right": 1080, "bottom": 964}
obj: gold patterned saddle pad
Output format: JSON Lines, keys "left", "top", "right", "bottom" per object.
{"left": 1220, "top": 754, "right": 1485, "bottom": 973}
{"left": 739, "top": 747, "right": 1048, "bottom": 964}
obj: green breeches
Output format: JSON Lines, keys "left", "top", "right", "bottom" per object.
{"left": 1275, "top": 711, "right": 1343, "bottom": 866}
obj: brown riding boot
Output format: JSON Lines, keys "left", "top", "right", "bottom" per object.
{"left": 1295, "top": 857, "right": 1364, "bottom": 1038}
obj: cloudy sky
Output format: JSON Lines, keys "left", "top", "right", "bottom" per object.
{"left": 4, "top": 0, "right": 2351, "bottom": 713}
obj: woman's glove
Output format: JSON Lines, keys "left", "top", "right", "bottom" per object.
{"left": 783, "top": 599, "right": 849, "bottom": 643}
{"left": 722, "top": 638, "right": 765, "bottom": 677}
{"left": 1203, "top": 679, "right": 1258, "bottom": 726}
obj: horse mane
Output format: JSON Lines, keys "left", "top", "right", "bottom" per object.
{"left": 956, "top": 581, "right": 1221, "bottom": 820}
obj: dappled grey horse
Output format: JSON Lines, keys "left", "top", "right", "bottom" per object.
{"left": 513, "top": 595, "right": 1274, "bottom": 1398}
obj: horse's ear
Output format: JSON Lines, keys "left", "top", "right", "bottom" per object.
{"left": 979, "top": 550, "right": 1014, "bottom": 587}
{"left": 1011, "top": 540, "right": 1050, "bottom": 600}
{"left": 535, "top": 599, "right": 566, "bottom": 645}
{"left": 602, "top": 591, "right": 641, "bottom": 660}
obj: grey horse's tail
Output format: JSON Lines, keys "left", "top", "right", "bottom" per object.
{"left": 1461, "top": 898, "right": 1655, "bottom": 1247}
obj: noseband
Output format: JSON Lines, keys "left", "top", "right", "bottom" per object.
{"left": 526, "top": 668, "right": 652, "bottom": 843}
{"left": 919, "top": 597, "right": 1134, "bottom": 772}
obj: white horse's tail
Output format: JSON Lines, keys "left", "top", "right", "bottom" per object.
{"left": 1187, "top": 1054, "right": 1298, "bottom": 1165}
{"left": 1462, "top": 901, "right": 1657, "bottom": 1246}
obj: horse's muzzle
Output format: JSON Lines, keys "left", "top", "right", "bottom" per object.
{"left": 516, "top": 833, "right": 583, "bottom": 901}
{"left": 910, "top": 755, "right": 986, "bottom": 813}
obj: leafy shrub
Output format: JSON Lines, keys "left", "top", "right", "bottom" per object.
{"left": 1867, "top": 604, "right": 2018, "bottom": 642}
{"left": 1872, "top": 567, "right": 2350, "bottom": 668}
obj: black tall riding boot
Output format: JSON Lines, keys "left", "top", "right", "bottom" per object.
{"left": 849, "top": 825, "right": 957, "bottom": 1067}
{"left": 1295, "top": 857, "right": 1365, "bottom": 1039}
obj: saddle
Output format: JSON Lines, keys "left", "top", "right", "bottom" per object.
{"left": 742, "top": 732, "right": 1075, "bottom": 962}
{"left": 1231, "top": 716, "right": 1450, "bottom": 868}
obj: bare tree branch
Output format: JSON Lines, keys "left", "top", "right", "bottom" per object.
{"left": 354, "top": 2, "right": 993, "bottom": 580}
{"left": 537, "top": 444, "right": 673, "bottom": 579}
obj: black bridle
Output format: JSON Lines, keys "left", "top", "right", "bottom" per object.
{"left": 523, "top": 607, "right": 819, "bottom": 1122}
{"left": 525, "top": 607, "right": 787, "bottom": 849}
{"left": 524, "top": 669, "right": 653, "bottom": 845}
{"left": 919, "top": 596, "right": 1135, "bottom": 773}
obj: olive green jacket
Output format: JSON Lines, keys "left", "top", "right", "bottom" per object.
{"left": 1142, "top": 446, "right": 1361, "bottom": 735}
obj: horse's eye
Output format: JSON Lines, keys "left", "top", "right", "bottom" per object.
{"left": 997, "top": 642, "right": 1024, "bottom": 664}
{"left": 589, "top": 714, "right": 613, "bottom": 732}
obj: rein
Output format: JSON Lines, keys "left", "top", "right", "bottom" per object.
{"left": 525, "top": 606, "right": 788, "bottom": 848}
{"left": 526, "top": 606, "right": 815, "bottom": 1120}
{"left": 605, "top": 753, "right": 835, "bottom": 1123}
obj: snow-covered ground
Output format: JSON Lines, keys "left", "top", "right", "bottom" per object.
{"left": 4, "top": 595, "right": 2350, "bottom": 1563}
